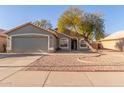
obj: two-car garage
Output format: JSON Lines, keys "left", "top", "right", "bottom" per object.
{"left": 11, "top": 35, "right": 49, "bottom": 53}
{"left": 6, "top": 23, "right": 56, "bottom": 53}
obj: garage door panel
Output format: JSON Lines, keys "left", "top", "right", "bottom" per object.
{"left": 12, "top": 36, "right": 48, "bottom": 53}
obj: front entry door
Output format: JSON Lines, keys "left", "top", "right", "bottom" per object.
{"left": 71, "top": 39, "right": 77, "bottom": 50}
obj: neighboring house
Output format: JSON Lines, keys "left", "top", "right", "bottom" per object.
{"left": 5, "top": 22, "right": 89, "bottom": 53}
{"left": 0, "top": 29, "right": 7, "bottom": 52}
{"left": 100, "top": 31, "right": 124, "bottom": 51}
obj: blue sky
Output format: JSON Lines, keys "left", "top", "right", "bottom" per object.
{"left": 0, "top": 5, "right": 124, "bottom": 34}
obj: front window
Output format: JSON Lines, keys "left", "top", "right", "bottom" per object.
{"left": 80, "top": 39, "right": 87, "bottom": 48}
{"left": 59, "top": 38, "right": 69, "bottom": 48}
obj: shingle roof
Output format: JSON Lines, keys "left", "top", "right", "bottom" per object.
{"left": 101, "top": 30, "right": 124, "bottom": 41}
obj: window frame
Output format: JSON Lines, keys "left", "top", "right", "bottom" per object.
{"left": 59, "top": 38, "right": 69, "bottom": 49}
{"left": 79, "top": 39, "right": 87, "bottom": 48}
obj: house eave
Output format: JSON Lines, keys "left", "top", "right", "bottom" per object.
{"left": 5, "top": 22, "right": 57, "bottom": 37}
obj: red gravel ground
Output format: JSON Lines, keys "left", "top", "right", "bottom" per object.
{"left": 23, "top": 54, "right": 124, "bottom": 72}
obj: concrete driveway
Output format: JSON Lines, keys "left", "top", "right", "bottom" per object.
{"left": 1, "top": 71, "right": 124, "bottom": 87}
{"left": 0, "top": 54, "right": 41, "bottom": 81}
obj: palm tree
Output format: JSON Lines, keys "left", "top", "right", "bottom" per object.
{"left": 57, "top": 7, "right": 105, "bottom": 52}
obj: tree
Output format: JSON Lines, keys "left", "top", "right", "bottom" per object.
{"left": 33, "top": 19, "right": 52, "bottom": 30}
{"left": 57, "top": 7, "right": 105, "bottom": 52}
{"left": 91, "top": 13, "right": 105, "bottom": 40}
{"left": 78, "top": 12, "right": 105, "bottom": 40}
{"left": 58, "top": 7, "right": 84, "bottom": 33}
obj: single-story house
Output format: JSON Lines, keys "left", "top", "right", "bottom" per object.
{"left": 0, "top": 29, "right": 7, "bottom": 52}
{"left": 100, "top": 31, "right": 124, "bottom": 51}
{"left": 5, "top": 22, "right": 89, "bottom": 53}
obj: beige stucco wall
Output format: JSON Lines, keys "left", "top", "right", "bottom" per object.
{"left": 51, "top": 35, "right": 58, "bottom": 50}
{"left": 101, "top": 38, "right": 124, "bottom": 51}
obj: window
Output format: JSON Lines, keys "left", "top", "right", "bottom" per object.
{"left": 59, "top": 38, "right": 69, "bottom": 48}
{"left": 80, "top": 39, "right": 87, "bottom": 48}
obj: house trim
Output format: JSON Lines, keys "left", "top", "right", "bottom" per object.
{"left": 6, "top": 36, "right": 12, "bottom": 51}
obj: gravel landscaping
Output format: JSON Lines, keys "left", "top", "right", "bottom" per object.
{"left": 23, "top": 51, "right": 124, "bottom": 72}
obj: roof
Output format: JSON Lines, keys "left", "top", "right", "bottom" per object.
{"left": 101, "top": 30, "right": 124, "bottom": 41}
{"left": 5, "top": 22, "right": 57, "bottom": 37}
{"left": 0, "top": 28, "right": 7, "bottom": 37}
{"left": 0, "top": 28, "right": 5, "bottom": 33}
{"left": 55, "top": 31, "right": 74, "bottom": 38}
{"left": 55, "top": 29, "right": 83, "bottom": 39}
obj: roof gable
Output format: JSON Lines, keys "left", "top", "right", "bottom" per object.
{"left": 5, "top": 22, "right": 57, "bottom": 37}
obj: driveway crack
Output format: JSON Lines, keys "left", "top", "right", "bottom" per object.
{"left": 42, "top": 71, "right": 51, "bottom": 87}
{"left": 84, "top": 72, "right": 94, "bottom": 86}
